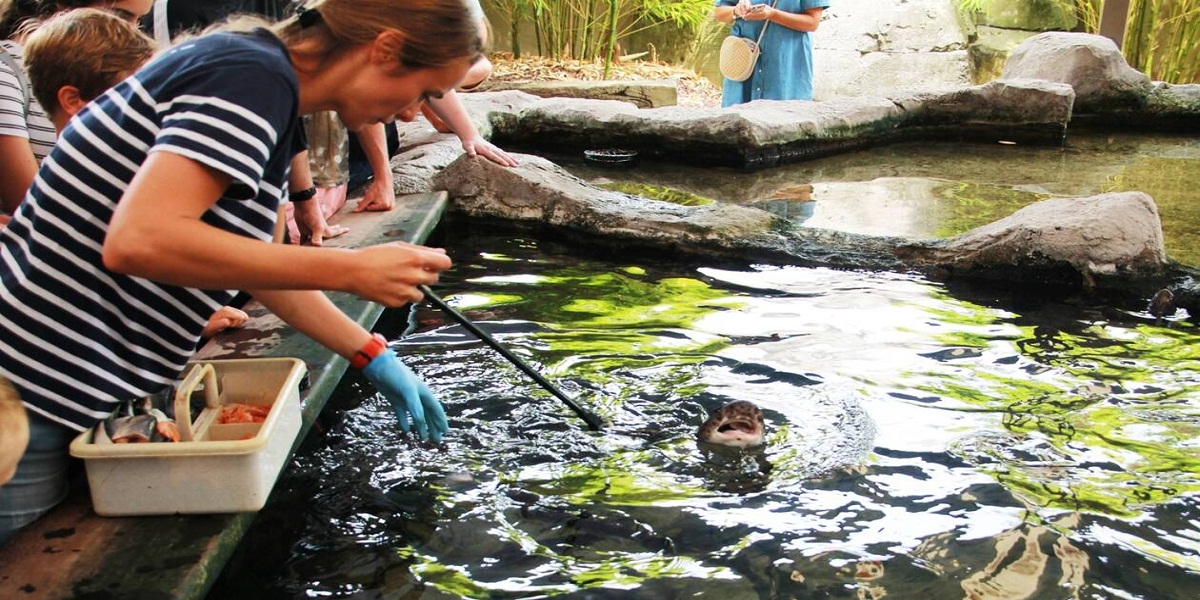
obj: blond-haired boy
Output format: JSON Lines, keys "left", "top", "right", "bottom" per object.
{"left": 24, "top": 7, "right": 156, "bottom": 131}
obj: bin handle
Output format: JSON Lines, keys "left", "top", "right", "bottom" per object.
{"left": 175, "top": 363, "right": 219, "bottom": 442}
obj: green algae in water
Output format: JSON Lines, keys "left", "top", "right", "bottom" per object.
{"left": 477, "top": 268, "right": 742, "bottom": 367}
{"left": 597, "top": 182, "right": 716, "bottom": 206}
{"left": 929, "top": 180, "right": 1054, "bottom": 238}
{"left": 1102, "top": 155, "right": 1199, "bottom": 265}
{"left": 903, "top": 289, "right": 1200, "bottom": 517}
{"left": 497, "top": 262, "right": 1200, "bottom": 520}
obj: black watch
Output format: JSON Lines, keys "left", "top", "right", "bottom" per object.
{"left": 288, "top": 186, "right": 317, "bottom": 202}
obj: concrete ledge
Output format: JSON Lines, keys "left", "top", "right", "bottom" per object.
{"left": 0, "top": 192, "right": 448, "bottom": 599}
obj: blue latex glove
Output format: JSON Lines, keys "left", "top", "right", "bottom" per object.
{"left": 361, "top": 350, "right": 449, "bottom": 442}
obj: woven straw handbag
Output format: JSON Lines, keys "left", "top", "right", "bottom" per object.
{"left": 719, "top": 1, "right": 777, "bottom": 82}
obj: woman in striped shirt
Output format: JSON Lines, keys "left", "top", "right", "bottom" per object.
{"left": 0, "top": 0, "right": 478, "bottom": 543}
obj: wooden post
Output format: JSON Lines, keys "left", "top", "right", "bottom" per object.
{"left": 1098, "top": 0, "right": 1131, "bottom": 48}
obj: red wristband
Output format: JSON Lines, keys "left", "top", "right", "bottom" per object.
{"left": 350, "top": 333, "right": 388, "bottom": 370}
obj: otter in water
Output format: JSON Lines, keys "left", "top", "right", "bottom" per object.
{"left": 697, "top": 400, "right": 766, "bottom": 448}
{"left": 1148, "top": 288, "right": 1175, "bottom": 319}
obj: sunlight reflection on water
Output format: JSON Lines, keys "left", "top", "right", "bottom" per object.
{"left": 580, "top": 131, "right": 1200, "bottom": 265}
{"left": 215, "top": 231, "right": 1200, "bottom": 600}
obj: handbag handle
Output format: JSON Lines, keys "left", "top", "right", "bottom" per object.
{"left": 735, "top": 0, "right": 780, "bottom": 47}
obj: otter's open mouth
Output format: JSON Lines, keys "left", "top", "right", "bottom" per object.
{"left": 718, "top": 420, "right": 759, "bottom": 434}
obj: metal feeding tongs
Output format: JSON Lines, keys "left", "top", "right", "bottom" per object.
{"left": 419, "top": 285, "right": 604, "bottom": 431}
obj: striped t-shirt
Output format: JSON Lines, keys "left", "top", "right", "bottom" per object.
{"left": 0, "top": 40, "right": 57, "bottom": 163}
{"left": 0, "top": 30, "right": 301, "bottom": 431}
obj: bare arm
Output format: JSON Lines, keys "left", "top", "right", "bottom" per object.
{"left": 251, "top": 288, "right": 372, "bottom": 359}
{"left": 716, "top": 0, "right": 754, "bottom": 24}
{"left": 0, "top": 135, "right": 37, "bottom": 213}
{"left": 425, "top": 91, "right": 519, "bottom": 167}
{"left": 288, "top": 151, "right": 349, "bottom": 244}
{"left": 353, "top": 122, "right": 396, "bottom": 212}
{"left": 752, "top": 6, "right": 825, "bottom": 32}
{"left": 103, "top": 152, "right": 451, "bottom": 307}
{"left": 424, "top": 90, "right": 476, "bottom": 140}
{"left": 288, "top": 151, "right": 315, "bottom": 243}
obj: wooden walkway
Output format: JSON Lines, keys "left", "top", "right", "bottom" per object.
{"left": 0, "top": 192, "right": 448, "bottom": 599}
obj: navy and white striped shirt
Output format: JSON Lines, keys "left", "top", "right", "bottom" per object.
{"left": 0, "top": 30, "right": 301, "bottom": 431}
{"left": 0, "top": 40, "right": 57, "bottom": 164}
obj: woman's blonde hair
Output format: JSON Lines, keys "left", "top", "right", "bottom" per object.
{"left": 274, "top": 0, "right": 482, "bottom": 72}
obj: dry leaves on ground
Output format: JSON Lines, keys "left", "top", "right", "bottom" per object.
{"left": 486, "top": 52, "right": 723, "bottom": 108}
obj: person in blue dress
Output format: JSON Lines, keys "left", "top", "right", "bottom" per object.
{"left": 714, "top": 0, "right": 830, "bottom": 107}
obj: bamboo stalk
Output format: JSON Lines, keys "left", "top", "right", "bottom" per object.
{"left": 603, "top": 0, "right": 619, "bottom": 78}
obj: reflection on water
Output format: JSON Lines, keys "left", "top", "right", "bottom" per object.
{"left": 213, "top": 230, "right": 1199, "bottom": 599}
{"left": 579, "top": 131, "right": 1200, "bottom": 265}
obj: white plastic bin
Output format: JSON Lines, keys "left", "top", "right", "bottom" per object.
{"left": 69, "top": 358, "right": 307, "bottom": 516}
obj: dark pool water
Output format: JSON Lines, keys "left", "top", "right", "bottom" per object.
{"left": 211, "top": 221, "right": 1199, "bottom": 599}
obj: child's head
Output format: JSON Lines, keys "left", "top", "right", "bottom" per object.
{"left": 0, "top": 376, "right": 29, "bottom": 486}
{"left": 24, "top": 7, "right": 156, "bottom": 131}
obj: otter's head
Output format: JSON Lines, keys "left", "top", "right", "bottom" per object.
{"left": 697, "top": 400, "right": 766, "bottom": 448}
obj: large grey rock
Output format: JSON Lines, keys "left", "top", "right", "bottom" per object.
{"left": 904, "top": 192, "right": 1168, "bottom": 285}
{"left": 388, "top": 139, "right": 463, "bottom": 195}
{"left": 429, "top": 152, "right": 1170, "bottom": 290}
{"left": 431, "top": 153, "right": 781, "bottom": 246}
{"left": 1001, "top": 32, "right": 1152, "bottom": 113}
{"left": 818, "top": 0, "right": 968, "bottom": 54}
{"left": 1099, "top": 82, "right": 1200, "bottom": 130}
{"left": 893, "top": 78, "right": 1073, "bottom": 128}
{"left": 814, "top": 50, "right": 972, "bottom": 100}
{"left": 477, "top": 80, "right": 1072, "bottom": 169}
{"left": 431, "top": 151, "right": 912, "bottom": 270}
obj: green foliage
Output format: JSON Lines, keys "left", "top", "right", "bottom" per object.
{"left": 1074, "top": 0, "right": 1102, "bottom": 32}
{"left": 960, "top": 0, "right": 1199, "bottom": 83}
{"left": 640, "top": 0, "right": 716, "bottom": 29}
{"left": 1125, "top": 0, "right": 1200, "bottom": 83}
{"left": 958, "top": 0, "right": 1076, "bottom": 15}
{"left": 497, "top": 0, "right": 715, "bottom": 73}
